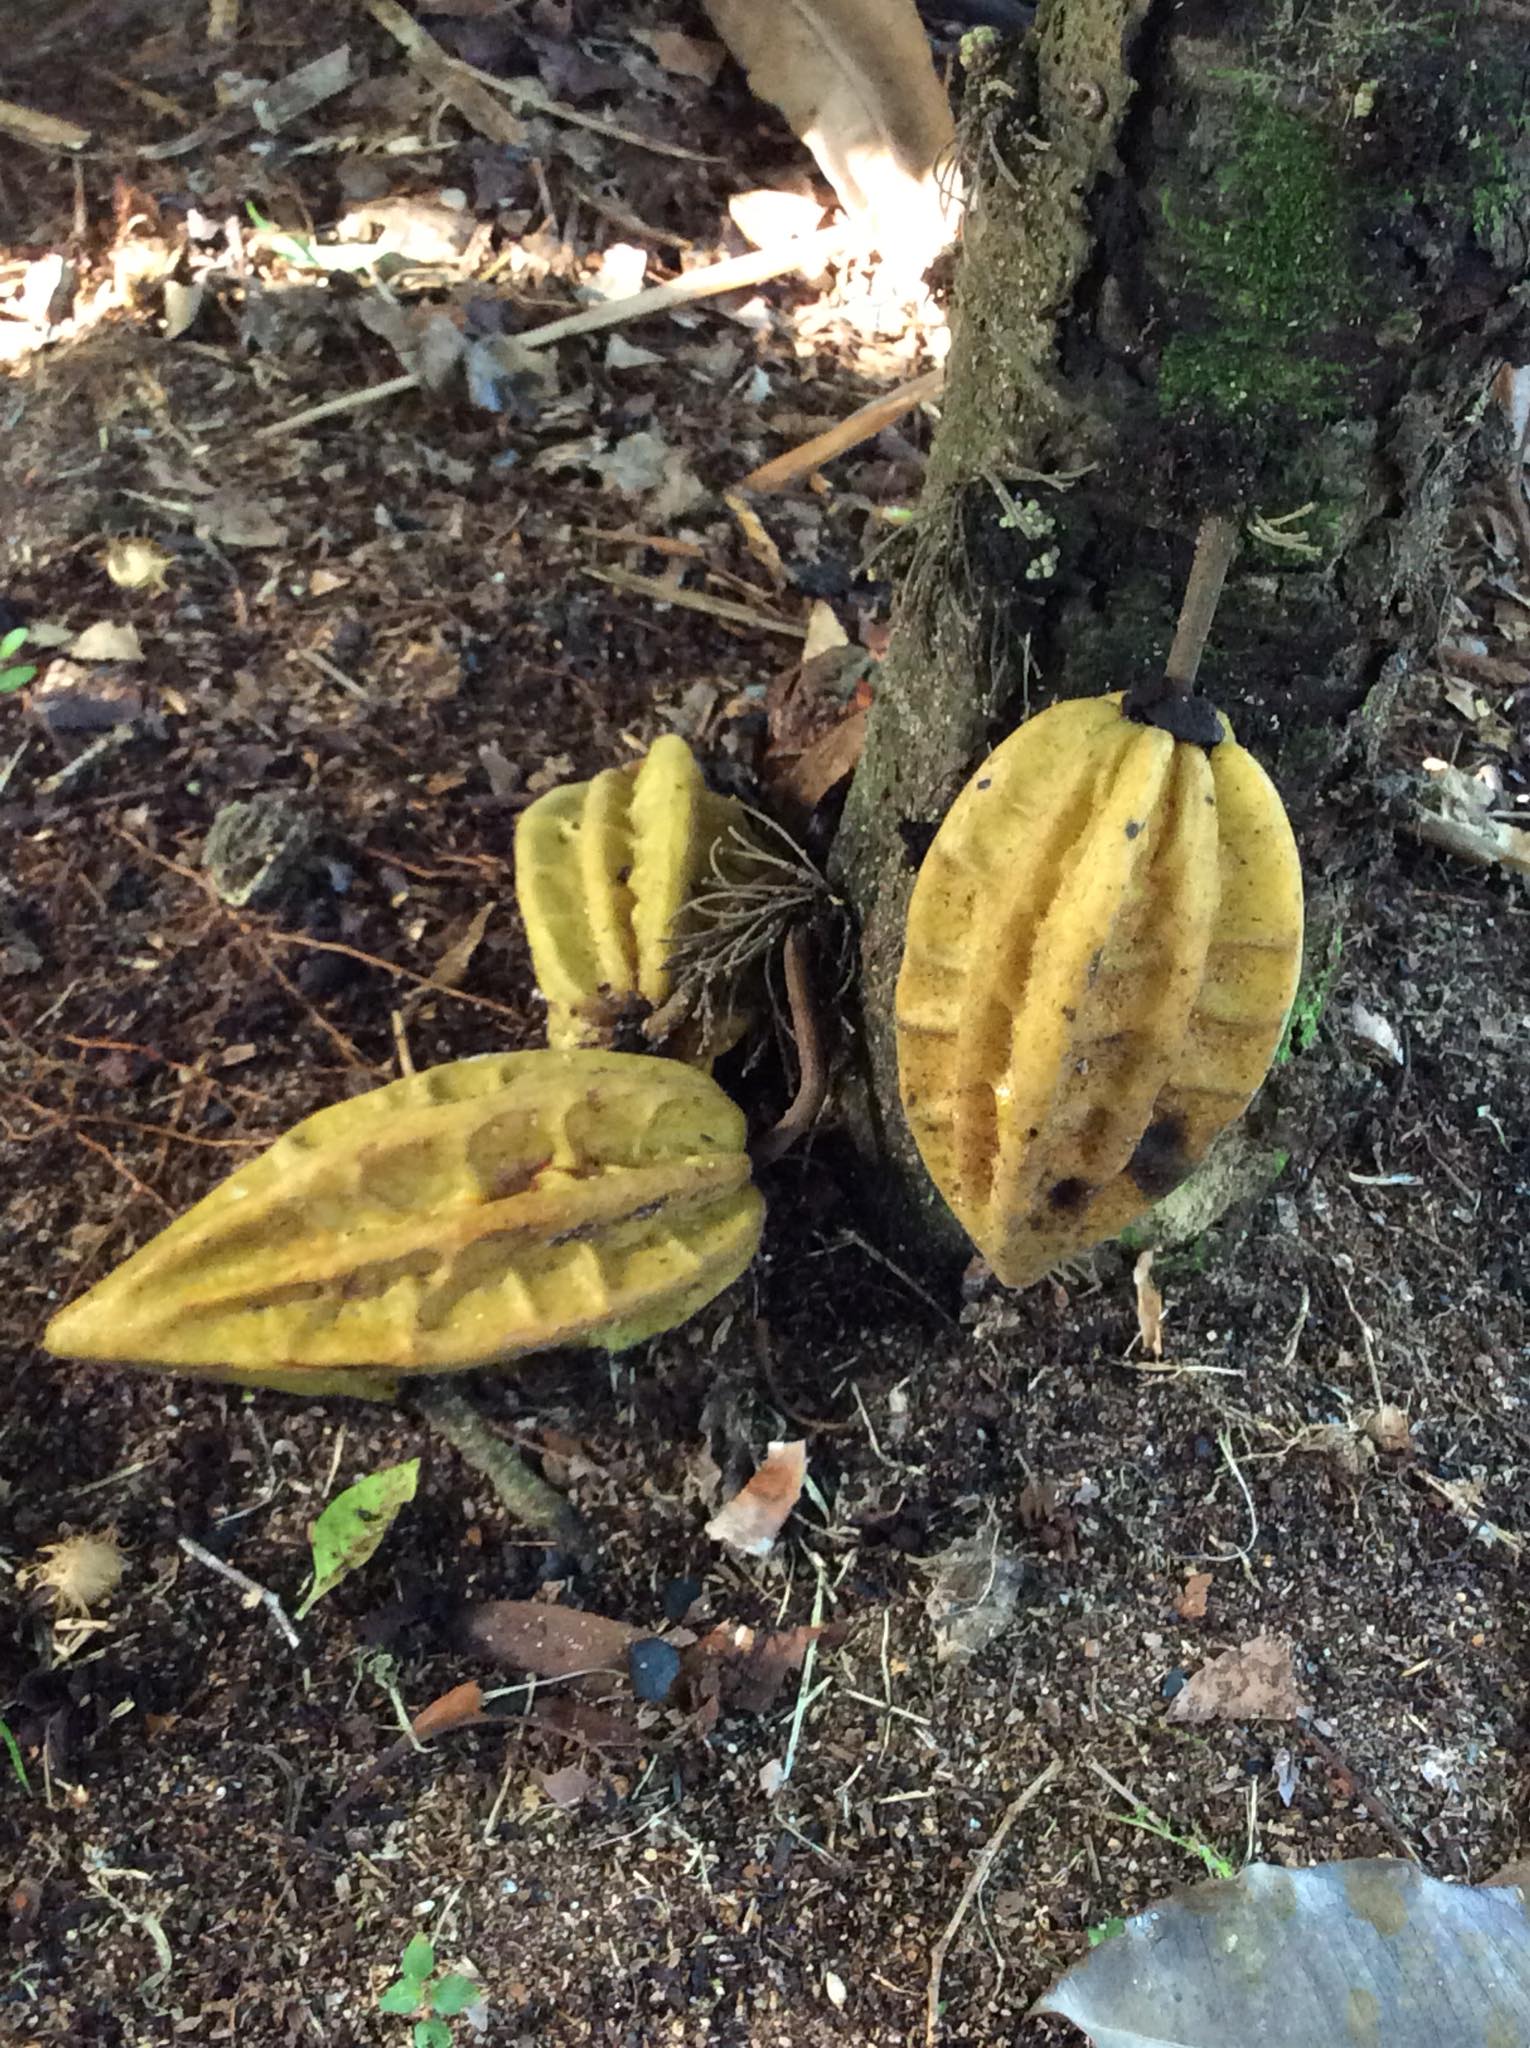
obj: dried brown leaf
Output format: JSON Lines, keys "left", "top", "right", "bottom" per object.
{"left": 1167, "top": 1633, "right": 1309, "bottom": 1726}
{"left": 1175, "top": 1570, "right": 1213, "bottom": 1621}
{"left": 636, "top": 28, "right": 726, "bottom": 83}
{"left": 1133, "top": 1249, "right": 1164, "bottom": 1358}
{"left": 432, "top": 902, "right": 494, "bottom": 990}
{"left": 704, "top": 1440, "right": 806, "bottom": 1556}
{"left": 684, "top": 1619, "right": 846, "bottom": 1713}
{"left": 536, "top": 1763, "right": 594, "bottom": 1808}
{"left": 701, "top": 0, "right": 956, "bottom": 260}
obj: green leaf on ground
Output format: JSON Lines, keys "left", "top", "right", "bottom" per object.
{"left": 297, "top": 1459, "right": 420, "bottom": 1619}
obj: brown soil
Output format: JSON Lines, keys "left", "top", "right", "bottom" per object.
{"left": 3, "top": 7, "right": 1528, "bottom": 2047}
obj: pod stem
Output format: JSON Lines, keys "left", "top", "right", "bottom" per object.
{"left": 412, "top": 1381, "right": 592, "bottom": 1560}
{"left": 1165, "top": 514, "right": 1240, "bottom": 697}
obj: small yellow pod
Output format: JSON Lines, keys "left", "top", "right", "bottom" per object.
{"left": 895, "top": 693, "right": 1303, "bottom": 1285}
{"left": 43, "top": 1050, "right": 764, "bottom": 1398}
{"left": 514, "top": 734, "right": 750, "bottom": 1057}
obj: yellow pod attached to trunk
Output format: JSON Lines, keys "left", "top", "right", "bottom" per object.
{"left": 896, "top": 694, "right": 1302, "bottom": 1285}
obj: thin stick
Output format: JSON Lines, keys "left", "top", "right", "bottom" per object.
{"left": 0, "top": 98, "right": 90, "bottom": 151}
{"left": 751, "top": 927, "right": 828, "bottom": 1166}
{"left": 586, "top": 566, "right": 806, "bottom": 639}
{"left": 178, "top": 1536, "right": 301, "bottom": 1650}
{"left": 1165, "top": 514, "right": 1239, "bottom": 694}
{"left": 250, "top": 229, "right": 848, "bottom": 442}
{"left": 364, "top": 0, "right": 528, "bottom": 148}
{"left": 455, "top": 58, "right": 720, "bottom": 164}
{"left": 412, "top": 1382, "right": 591, "bottom": 1559}
{"left": 741, "top": 368, "right": 946, "bottom": 494}
{"left": 1296, "top": 1718, "right": 1420, "bottom": 1863}
{"left": 925, "top": 1760, "right": 1061, "bottom": 2046}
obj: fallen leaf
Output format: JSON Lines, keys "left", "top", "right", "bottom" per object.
{"left": 297, "top": 1460, "right": 419, "bottom": 1620}
{"left": 69, "top": 621, "right": 143, "bottom": 663}
{"left": 701, "top": 0, "right": 959, "bottom": 270}
{"left": 1133, "top": 1250, "right": 1164, "bottom": 1358}
{"left": 802, "top": 599, "right": 850, "bottom": 661}
{"left": 1036, "top": 1859, "right": 1530, "bottom": 2048}
{"left": 536, "top": 1763, "right": 594, "bottom": 1809}
{"left": 1175, "top": 1571, "right": 1212, "bottom": 1621}
{"left": 587, "top": 429, "right": 672, "bottom": 496}
{"left": 411, "top": 1680, "right": 486, "bottom": 1740}
{"left": 758, "top": 1756, "right": 787, "bottom": 1796}
{"left": 684, "top": 1619, "right": 845, "bottom": 1712}
{"left": 777, "top": 704, "right": 868, "bottom": 807}
{"left": 432, "top": 902, "right": 493, "bottom": 989}
{"left": 194, "top": 490, "right": 288, "bottom": 549}
{"left": 161, "top": 278, "right": 204, "bottom": 340}
{"left": 1167, "top": 1633, "right": 1309, "bottom": 1725}
{"left": 459, "top": 1600, "right": 644, "bottom": 1678}
{"left": 919, "top": 1525, "right": 1025, "bottom": 1665}
{"left": 705, "top": 1440, "right": 806, "bottom": 1556}
{"left": 637, "top": 27, "right": 726, "bottom": 82}
{"left": 1350, "top": 1001, "right": 1404, "bottom": 1066}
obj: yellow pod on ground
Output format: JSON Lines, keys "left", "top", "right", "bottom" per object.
{"left": 895, "top": 693, "right": 1302, "bottom": 1285}
{"left": 514, "top": 734, "right": 750, "bottom": 1056}
{"left": 43, "top": 1050, "right": 764, "bottom": 1398}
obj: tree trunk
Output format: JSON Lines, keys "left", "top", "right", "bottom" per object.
{"left": 833, "top": 0, "right": 1530, "bottom": 1259}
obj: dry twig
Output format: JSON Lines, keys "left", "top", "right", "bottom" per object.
{"left": 926, "top": 1759, "right": 1061, "bottom": 2045}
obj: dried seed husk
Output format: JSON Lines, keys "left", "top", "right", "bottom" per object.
{"left": 44, "top": 1050, "right": 764, "bottom": 1397}
{"left": 896, "top": 693, "right": 1302, "bottom": 1284}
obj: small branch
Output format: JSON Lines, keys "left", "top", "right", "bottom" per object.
{"left": 751, "top": 926, "right": 828, "bottom": 1167}
{"left": 585, "top": 567, "right": 806, "bottom": 639}
{"left": 741, "top": 368, "right": 946, "bottom": 494}
{"left": 925, "top": 1759, "right": 1061, "bottom": 2046}
{"left": 364, "top": 0, "right": 527, "bottom": 147}
{"left": 252, "top": 229, "right": 849, "bottom": 442}
{"left": 0, "top": 98, "right": 90, "bottom": 151}
{"left": 1165, "top": 513, "right": 1240, "bottom": 694}
{"left": 411, "top": 1382, "right": 592, "bottom": 1560}
{"left": 178, "top": 1536, "right": 301, "bottom": 1650}
{"left": 1296, "top": 1718, "right": 1420, "bottom": 1864}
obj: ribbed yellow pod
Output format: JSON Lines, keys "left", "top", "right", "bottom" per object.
{"left": 896, "top": 694, "right": 1302, "bottom": 1285}
{"left": 514, "top": 734, "right": 751, "bottom": 1057}
{"left": 44, "top": 1050, "right": 764, "bottom": 1398}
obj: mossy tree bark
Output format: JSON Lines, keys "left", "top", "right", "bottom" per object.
{"left": 833, "top": 0, "right": 1530, "bottom": 1258}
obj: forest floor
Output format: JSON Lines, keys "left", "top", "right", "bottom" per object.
{"left": 3, "top": 5, "right": 1529, "bottom": 2047}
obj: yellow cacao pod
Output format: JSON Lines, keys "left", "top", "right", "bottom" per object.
{"left": 44, "top": 1050, "right": 763, "bottom": 1398}
{"left": 515, "top": 733, "right": 750, "bottom": 1057}
{"left": 896, "top": 693, "right": 1302, "bottom": 1285}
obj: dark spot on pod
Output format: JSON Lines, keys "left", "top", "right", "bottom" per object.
{"left": 1062, "top": 1004, "right": 1076, "bottom": 1021}
{"left": 1125, "top": 820, "right": 1143, "bottom": 839}
{"left": 1128, "top": 1114, "right": 1191, "bottom": 1198}
{"left": 977, "top": 777, "right": 992, "bottom": 790}
{"left": 1047, "top": 1177, "right": 1090, "bottom": 1213}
